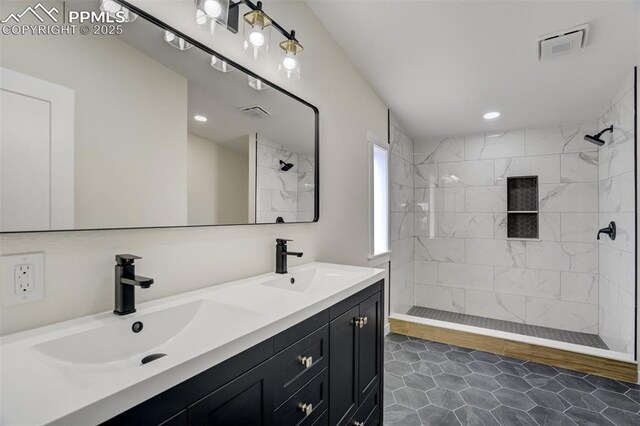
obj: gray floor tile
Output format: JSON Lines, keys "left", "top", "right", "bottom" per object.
{"left": 383, "top": 335, "right": 640, "bottom": 426}
{"left": 385, "top": 372, "right": 406, "bottom": 392}
{"left": 494, "top": 373, "right": 532, "bottom": 392}
{"left": 427, "top": 387, "right": 466, "bottom": 410}
{"left": 525, "top": 388, "right": 570, "bottom": 411}
{"left": 412, "top": 360, "right": 444, "bottom": 376}
{"left": 445, "top": 351, "right": 475, "bottom": 364}
{"left": 454, "top": 405, "right": 499, "bottom": 426}
{"left": 385, "top": 360, "right": 414, "bottom": 376}
{"left": 406, "top": 306, "right": 608, "bottom": 349}
{"left": 434, "top": 373, "right": 470, "bottom": 392}
{"left": 384, "top": 403, "right": 422, "bottom": 426}
{"left": 558, "top": 388, "right": 607, "bottom": 412}
{"left": 470, "top": 351, "right": 501, "bottom": 364}
{"left": 490, "top": 405, "right": 537, "bottom": 426}
{"left": 460, "top": 388, "right": 500, "bottom": 410}
{"left": 468, "top": 361, "right": 501, "bottom": 377}
{"left": 524, "top": 373, "right": 564, "bottom": 392}
{"left": 464, "top": 373, "right": 501, "bottom": 392}
{"left": 493, "top": 388, "right": 535, "bottom": 411}
{"left": 404, "top": 372, "right": 437, "bottom": 391}
{"left": 601, "top": 406, "right": 640, "bottom": 426}
{"left": 394, "top": 350, "right": 421, "bottom": 364}
{"left": 441, "top": 360, "right": 472, "bottom": 376}
{"left": 592, "top": 389, "right": 640, "bottom": 413}
{"left": 555, "top": 374, "right": 596, "bottom": 392}
{"left": 420, "top": 350, "right": 448, "bottom": 364}
{"left": 585, "top": 375, "right": 629, "bottom": 394}
{"left": 387, "top": 333, "right": 409, "bottom": 343}
{"left": 496, "top": 361, "right": 530, "bottom": 377}
{"left": 418, "top": 405, "right": 461, "bottom": 426}
{"left": 527, "top": 406, "right": 576, "bottom": 426}
{"left": 402, "top": 341, "right": 427, "bottom": 353}
{"left": 565, "top": 406, "right": 616, "bottom": 426}
{"left": 522, "top": 361, "right": 558, "bottom": 377}
{"left": 393, "top": 387, "right": 430, "bottom": 410}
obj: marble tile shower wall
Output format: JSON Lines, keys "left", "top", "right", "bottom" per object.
{"left": 256, "top": 140, "right": 315, "bottom": 223}
{"left": 390, "top": 122, "right": 416, "bottom": 315}
{"left": 412, "top": 123, "right": 604, "bottom": 335}
{"left": 597, "top": 75, "right": 636, "bottom": 354}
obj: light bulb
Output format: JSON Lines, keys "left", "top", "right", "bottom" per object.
{"left": 249, "top": 29, "right": 265, "bottom": 47}
{"left": 282, "top": 55, "right": 297, "bottom": 71}
{"left": 203, "top": 0, "right": 222, "bottom": 18}
{"left": 101, "top": 0, "right": 120, "bottom": 13}
{"left": 164, "top": 31, "right": 176, "bottom": 43}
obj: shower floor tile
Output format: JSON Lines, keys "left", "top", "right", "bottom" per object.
{"left": 406, "top": 306, "right": 609, "bottom": 350}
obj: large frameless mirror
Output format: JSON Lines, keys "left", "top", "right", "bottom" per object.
{"left": 0, "top": 0, "right": 318, "bottom": 232}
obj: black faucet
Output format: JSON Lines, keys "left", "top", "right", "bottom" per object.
{"left": 597, "top": 221, "right": 616, "bottom": 241}
{"left": 276, "top": 239, "right": 303, "bottom": 274}
{"left": 114, "top": 254, "right": 154, "bottom": 315}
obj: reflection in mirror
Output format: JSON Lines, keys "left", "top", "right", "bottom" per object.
{"left": 0, "top": 0, "right": 316, "bottom": 232}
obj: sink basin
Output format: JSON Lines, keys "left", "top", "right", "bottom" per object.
{"left": 34, "top": 300, "right": 261, "bottom": 365}
{"left": 261, "top": 267, "right": 365, "bottom": 293}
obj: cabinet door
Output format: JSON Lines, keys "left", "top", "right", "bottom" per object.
{"left": 329, "top": 305, "right": 359, "bottom": 426}
{"left": 358, "top": 292, "right": 382, "bottom": 401}
{"left": 188, "top": 361, "right": 273, "bottom": 426}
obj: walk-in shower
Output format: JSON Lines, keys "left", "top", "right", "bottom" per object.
{"left": 388, "top": 67, "right": 637, "bottom": 366}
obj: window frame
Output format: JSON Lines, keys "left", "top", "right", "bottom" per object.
{"left": 367, "top": 132, "right": 391, "bottom": 263}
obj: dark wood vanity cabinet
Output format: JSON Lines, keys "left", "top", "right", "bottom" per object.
{"left": 103, "top": 280, "right": 383, "bottom": 426}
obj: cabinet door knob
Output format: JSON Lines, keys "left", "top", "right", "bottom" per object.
{"left": 353, "top": 316, "right": 368, "bottom": 328}
{"left": 353, "top": 421, "right": 364, "bottom": 426}
{"left": 300, "top": 356, "right": 313, "bottom": 368}
{"left": 299, "top": 403, "right": 313, "bottom": 416}
{"left": 362, "top": 316, "right": 368, "bottom": 326}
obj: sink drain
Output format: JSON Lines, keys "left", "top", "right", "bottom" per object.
{"left": 290, "top": 277, "right": 295, "bottom": 284}
{"left": 141, "top": 353, "right": 167, "bottom": 365}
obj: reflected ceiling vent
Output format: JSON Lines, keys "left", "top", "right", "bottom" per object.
{"left": 239, "top": 105, "right": 272, "bottom": 119}
{"left": 537, "top": 24, "right": 589, "bottom": 61}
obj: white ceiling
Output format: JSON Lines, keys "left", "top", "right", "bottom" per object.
{"left": 307, "top": 0, "right": 640, "bottom": 138}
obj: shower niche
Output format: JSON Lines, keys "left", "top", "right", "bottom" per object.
{"left": 507, "top": 176, "right": 538, "bottom": 239}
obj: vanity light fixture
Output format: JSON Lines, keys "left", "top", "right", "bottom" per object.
{"left": 242, "top": 2, "right": 271, "bottom": 60}
{"left": 194, "top": 115, "right": 208, "bottom": 122}
{"left": 164, "top": 30, "right": 193, "bottom": 50}
{"left": 248, "top": 76, "right": 268, "bottom": 91}
{"left": 100, "top": 0, "right": 137, "bottom": 22}
{"left": 195, "top": 0, "right": 229, "bottom": 33}
{"left": 483, "top": 111, "right": 501, "bottom": 120}
{"left": 210, "top": 55, "right": 234, "bottom": 72}
{"left": 279, "top": 31, "right": 303, "bottom": 80}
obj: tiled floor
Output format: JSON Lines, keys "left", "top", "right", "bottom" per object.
{"left": 383, "top": 334, "right": 640, "bottom": 425}
{"left": 406, "top": 306, "right": 608, "bottom": 350}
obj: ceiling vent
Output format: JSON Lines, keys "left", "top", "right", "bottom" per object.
{"left": 239, "top": 105, "right": 272, "bottom": 119}
{"left": 537, "top": 24, "right": 589, "bottom": 61}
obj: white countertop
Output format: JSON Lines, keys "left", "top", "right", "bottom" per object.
{"left": 0, "top": 262, "right": 385, "bottom": 426}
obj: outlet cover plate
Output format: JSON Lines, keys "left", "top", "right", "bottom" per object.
{"left": 2, "top": 252, "right": 45, "bottom": 306}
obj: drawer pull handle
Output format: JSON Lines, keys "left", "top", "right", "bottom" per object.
{"left": 300, "top": 356, "right": 313, "bottom": 368}
{"left": 354, "top": 422, "right": 364, "bottom": 426}
{"left": 353, "top": 316, "right": 369, "bottom": 328}
{"left": 299, "top": 403, "right": 313, "bottom": 416}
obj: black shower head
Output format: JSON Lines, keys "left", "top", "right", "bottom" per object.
{"left": 279, "top": 160, "right": 294, "bottom": 171}
{"left": 584, "top": 125, "right": 613, "bottom": 147}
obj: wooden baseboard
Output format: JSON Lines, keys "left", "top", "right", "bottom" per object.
{"left": 390, "top": 318, "right": 638, "bottom": 383}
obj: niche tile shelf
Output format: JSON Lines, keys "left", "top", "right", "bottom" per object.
{"left": 507, "top": 176, "right": 538, "bottom": 239}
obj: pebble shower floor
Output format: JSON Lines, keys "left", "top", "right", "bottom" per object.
{"left": 383, "top": 334, "right": 640, "bottom": 425}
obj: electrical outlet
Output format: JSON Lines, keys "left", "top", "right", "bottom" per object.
{"left": 2, "top": 253, "right": 45, "bottom": 306}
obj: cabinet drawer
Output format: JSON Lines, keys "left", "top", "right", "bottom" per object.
{"left": 348, "top": 387, "right": 380, "bottom": 426}
{"left": 273, "top": 325, "right": 328, "bottom": 406}
{"left": 273, "top": 368, "right": 328, "bottom": 426}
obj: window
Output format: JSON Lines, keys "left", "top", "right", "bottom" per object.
{"left": 370, "top": 139, "right": 389, "bottom": 257}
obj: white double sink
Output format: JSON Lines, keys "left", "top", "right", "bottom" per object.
{"left": 0, "top": 262, "right": 384, "bottom": 425}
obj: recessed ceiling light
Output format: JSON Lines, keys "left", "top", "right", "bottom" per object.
{"left": 483, "top": 111, "right": 501, "bottom": 120}
{"left": 194, "top": 115, "right": 208, "bottom": 122}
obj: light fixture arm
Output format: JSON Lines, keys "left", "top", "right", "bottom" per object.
{"left": 227, "top": 0, "right": 298, "bottom": 42}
